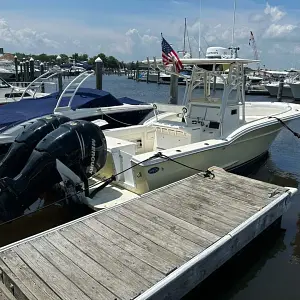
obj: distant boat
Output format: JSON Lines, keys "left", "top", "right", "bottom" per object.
{"left": 0, "top": 76, "right": 48, "bottom": 105}
{"left": 0, "top": 70, "right": 153, "bottom": 157}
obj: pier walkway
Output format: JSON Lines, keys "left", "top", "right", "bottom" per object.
{"left": 0, "top": 167, "right": 296, "bottom": 300}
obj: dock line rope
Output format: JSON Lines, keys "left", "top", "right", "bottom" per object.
{"left": 0, "top": 154, "right": 214, "bottom": 225}
{"left": 0, "top": 193, "right": 76, "bottom": 228}
{"left": 101, "top": 111, "right": 137, "bottom": 126}
{"left": 268, "top": 116, "right": 300, "bottom": 138}
{"left": 90, "top": 151, "right": 214, "bottom": 198}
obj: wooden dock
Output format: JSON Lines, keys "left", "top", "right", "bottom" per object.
{"left": 0, "top": 167, "right": 296, "bottom": 300}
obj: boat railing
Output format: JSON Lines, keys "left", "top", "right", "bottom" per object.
{"left": 54, "top": 70, "right": 95, "bottom": 112}
{"left": 19, "top": 68, "right": 63, "bottom": 100}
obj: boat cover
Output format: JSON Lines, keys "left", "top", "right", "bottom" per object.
{"left": 0, "top": 88, "right": 147, "bottom": 130}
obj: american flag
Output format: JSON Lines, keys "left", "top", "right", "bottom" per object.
{"left": 161, "top": 35, "right": 183, "bottom": 73}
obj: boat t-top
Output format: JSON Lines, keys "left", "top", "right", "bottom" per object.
{"left": 82, "top": 57, "right": 300, "bottom": 209}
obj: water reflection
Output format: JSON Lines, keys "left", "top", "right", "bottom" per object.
{"left": 290, "top": 215, "right": 300, "bottom": 265}
{"left": 249, "top": 157, "right": 298, "bottom": 189}
{"left": 185, "top": 153, "right": 299, "bottom": 300}
{"left": 184, "top": 220, "right": 286, "bottom": 300}
{"left": 0, "top": 185, "right": 92, "bottom": 247}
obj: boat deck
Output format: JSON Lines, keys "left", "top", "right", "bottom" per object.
{"left": 0, "top": 167, "right": 295, "bottom": 300}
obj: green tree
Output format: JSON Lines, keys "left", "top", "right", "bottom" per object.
{"left": 107, "top": 56, "right": 119, "bottom": 69}
{"left": 78, "top": 53, "right": 88, "bottom": 61}
{"left": 59, "top": 54, "right": 69, "bottom": 63}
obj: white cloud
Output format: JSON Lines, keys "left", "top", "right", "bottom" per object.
{"left": 124, "top": 28, "right": 160, "bottom": 57}
{"left": 264, "top": 2, "right": 286, "bottom": 22}
{"left": 0, "top": 2, "right": 299, "bottom": 69}
{"left": 0, "top": 18, "right": 60, "bottom": 51}
{"left": 263, "top": 24, "right": 297, "bottom": 39}
{"left": 249, "top": 13, "right": 265, "bottom": 23}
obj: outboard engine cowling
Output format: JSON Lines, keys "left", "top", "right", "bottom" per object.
{"left": 0, "top": 114, "right": 71, "bottom": 179}
{"left": 0, "top": 120, "right": 107, "bottom": 222}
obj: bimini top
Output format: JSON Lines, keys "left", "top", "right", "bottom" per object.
{"left": 0, "top": 88, "right": 147, "bottom": 130}
{"left": 142, "top": 58, "right": 259, "bottom": 65}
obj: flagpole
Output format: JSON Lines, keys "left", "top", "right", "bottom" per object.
{"left": 198, "top": 0, "right": 201, "bottom": 58}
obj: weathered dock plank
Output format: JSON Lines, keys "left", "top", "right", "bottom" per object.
{"left": 0, "top": 167, "right": 296, "bottom": 300}
{"left": 144, "top": 193, "right": 229, "bottom": 236}
{"left": 83, "top": 218, "right": 175, "bottom": 275}
{"left": 0, "top": 281, "right": 15, "bottom": 300}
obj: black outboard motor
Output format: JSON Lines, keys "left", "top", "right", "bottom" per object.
{"left": 0, "top": 120, "right": 107, "bottom": 222}
{"left": 0, "top": 115, "right": 71, "bottom": 179}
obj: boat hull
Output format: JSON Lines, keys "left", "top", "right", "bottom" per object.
{"left": 265, "top": 84, "right": 293, "bottom": 98}
{"left": 289, "top": 83, "right": 300, "bottom": 101}
{"left": 130, "top": 123, "right": 282, "bottom": 194}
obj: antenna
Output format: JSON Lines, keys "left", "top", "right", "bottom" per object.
{"left": 232, "top": 0, "right": 236, "bottom": 47}
{"left": 231, "top": 0, "right": 237, "bottom": 57}
{"left": 183, "top": 18, "right": 187, "bottom": 55}
{"left": 198, "top": 0, "right": 201, "bottom": 58}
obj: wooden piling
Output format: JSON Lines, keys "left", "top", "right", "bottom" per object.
{"left": 19, "top": 62, "right": 23, "bottom": 86}
{"left": 136, "top": 61, "right": 139, "bottom": 82}
{"left": 169, "top": 64, "right": 178, "bottom": 104}
{"left": 56, "top": 55, "right": 63, "bottom": 93}
{"left": 95, "top": 57, "right": 103, "bottom": 90}
{"left": 25, "top": 60, "right": 29, "bottom": 85}
{"left": 40, "top": 62, "right": 45, "bottom": 93}
{"left": 277, "top": 79, "right": 284, "bottom": 102}
{"left": 14, "top": 56, "right": 18, "bottom": 83}
{"left": 146, "top": 57, "right": 150, "bottom": 83}
{"left": 29, "top": 57, "right": 34, "bottom": 81}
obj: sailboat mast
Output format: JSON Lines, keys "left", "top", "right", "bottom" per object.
{"left": 198, "top": 0, "right": 201, "bottom": 58}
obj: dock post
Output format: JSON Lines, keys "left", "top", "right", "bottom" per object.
{"left": 136, "top": 61, "right": 139, "bottom": 82}
{"left": 56, "top": 55, "right": 63, "bottom": 93}
{"left": 153, "top": 56, "right": 160, "bottom": 84}
{"left": 29, "top": 57, "right": 35, "bottom": 81}
{"left": 146, "top": 57, "right": 150, "bottom": 83}
{"left": 25, "top": 60, "right": 30, "bottom": 85}
{"left": 22, "top": 58, "right": 26, "bottom": 83}
{"left": 212, "top": 64, "right": 216, "bottom": 93}
{"left": 19, "top": 62, "right": 23, "bottom": 86}
{"left": 95, "top": 57, "right": 103, "bottom": 90}
{"left": 169, "top": 64, "right": 178, "bottom": 104}
{"left": 14, "top": 55, "right": 18, "bottom": 83}
{"left": 277, "top": 79, "right": 284, "bottom": 102}
{"left": 40, "top": 62, "right": 45, "bottom": 93}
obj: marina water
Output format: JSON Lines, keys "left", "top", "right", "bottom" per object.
{"left": 2, "top": 75, "right": 300, "bottom": 299}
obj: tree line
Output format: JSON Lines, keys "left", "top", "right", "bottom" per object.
{"left": 14, "top": 52, "right": 141, "bottom": 70}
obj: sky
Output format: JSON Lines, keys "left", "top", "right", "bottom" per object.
{"left": 0, "top": 0, "right": 299, "bottom": 69}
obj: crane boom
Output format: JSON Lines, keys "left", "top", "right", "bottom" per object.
{"left": 249, "top": 31, "right": 260, "bottom": 69}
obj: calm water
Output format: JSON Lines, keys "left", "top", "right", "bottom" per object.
{"left": 3, "top": 75, "right": 300, "bottom": 299}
